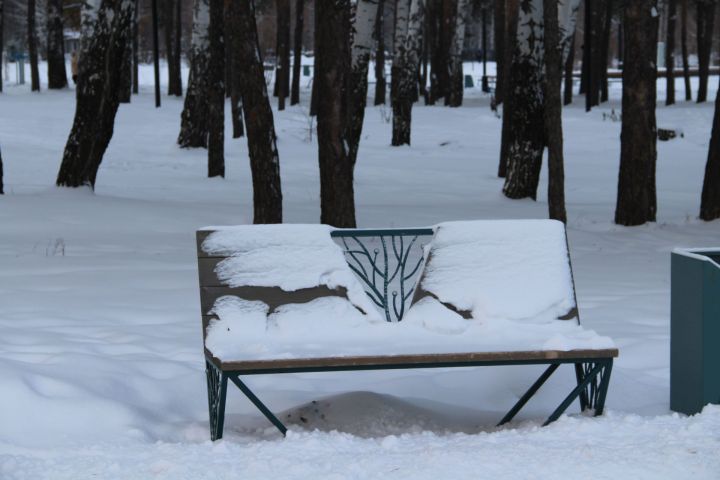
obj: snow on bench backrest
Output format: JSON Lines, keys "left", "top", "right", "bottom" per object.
{"left": 412, "top": 220, "right": 579, "bottom": 324}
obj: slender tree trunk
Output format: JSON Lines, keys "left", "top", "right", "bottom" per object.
{"left": 47, "top": 0, "right": 68, "bottom": 89}
{"left": 178, "top": 0, "right": 211, "bottom": 148}
{"left": 276, "top": 0, "right": 291, "bottom": 110}
{"left": 119, "top": 0, "right": 134, "bottom": 103}
{"left": 498, "top": 0, "right": 519, "bottom": 177}
{"left": 227, "top": 0, "right": 283, "bottom": 223}
{"left": 133, "top": 0, "right": 139, "bottom": 94}
{"left": 494, "top": 0, "right": 505, "bottom": 106}
{"left": 56, "top": 0, "right": 134, "bottom": 188}
{"left": 544, "top": 0, "right": 566, "bottom": 223}
{"left": 317, "top": 0, "right": 356, "bottom": 227}
{"left": 165, "top": 0, "right": 182, "bottom": 96}
{"left": 310, "top": 2, "right": 319, "bottom": 116}
{"left": 392, "top": 0, "right": 424, "bottom": 146}
{"left": 207, "top": 0, "right": 224, "bottom": 178}
{"left": 666, "top": 0, "right": 677, "bottom": 105}
{"left": 291, "top": 0, "right": 304, "bottom": 105}
{"left": 28, "top": 0, "right": 40, "bottom": 91}
{"left": 446, "top": 0, "right": 469, "bottom": 107}
{"left": 426, "top": 0, "right": 439, "bottom": 104}
{"left": 588, "top": 0, "right": 605, "bottom": 108}
{"left": 615, "top": 0, "right": 658, "bottom": 226}
{"left": 599, "top": 0, "right": 612, "bottom": 103}
{"left": 175, "top": 0, "right": 182, "bottom": 92}
{"left": 700, "top": 80, "right": 720, "bottom": 220}
{"left": 374, "top": 0, "right": 387, "bottom": 105}
{"left": 681, "top": 0, "right": 691, "bottom": 100}
{"left": 225, "top": 17, "right": 245, "bottom": 139}
{"left": 695, "top": 0, "right": 716, "bottom": 103}
{"left": 347, "top": 0, "right": 381, "bottom": 164}
{"left": 0, "top": 146, "right": 3, "bottom": 194}
{"left": 579, "top": 0, "right": 589, "bottom": 96}
{"left": 564, "top": 35, "right": 575, "bottom": 105}
{"left": 0, "top": 0, "right": 4, "bottom": 93}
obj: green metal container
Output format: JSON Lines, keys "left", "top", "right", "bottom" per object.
{"left": 671, "top": 248, "right": 720, "bottom": 415}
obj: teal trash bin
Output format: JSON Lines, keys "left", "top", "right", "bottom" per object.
{"left": 671, "top": 249, "right": 720, "bottom": 415}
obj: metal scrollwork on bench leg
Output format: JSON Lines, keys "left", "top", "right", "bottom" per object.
{"left": 206, "top": 361, "right": 228, "bottom": 441}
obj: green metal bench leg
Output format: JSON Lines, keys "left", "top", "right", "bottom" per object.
{"left": 543, "top": 362, "right": 606, "bottom": 426}
{"left": 497, "top": 363, "right": 560, "bottom": 426}
{"left": 593, "top": 359, "right": 613, "bottom": 416}
{"left": 574, "top": 363, "right": 590, "bottom": 411}
{"left": 206, "top": 361, "right": 228, "bottom": 441}
{"left": 228, "top": 375, "right": 288, "bottom": 436}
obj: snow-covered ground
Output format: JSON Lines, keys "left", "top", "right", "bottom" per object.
{"left": 1, "top": 63, "right": 719, "bottom": 479}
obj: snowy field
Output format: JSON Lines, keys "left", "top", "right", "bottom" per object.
{"left": 1, "top": 63, "right": 720, "bottom": 479}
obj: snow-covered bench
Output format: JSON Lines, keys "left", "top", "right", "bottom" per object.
{"left": 196, "top": 220, "right": 618, "bottom": 440}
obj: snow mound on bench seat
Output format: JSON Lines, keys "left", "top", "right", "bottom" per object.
{"left": 201, "top": 224, "right": 380, "bottom": 319}
{"left": 205, "top": 295, "right": 614, "bottom": 362}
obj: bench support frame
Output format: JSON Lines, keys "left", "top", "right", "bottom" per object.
{"left": 205, "top": 355, "right": 614, "bottom": 441}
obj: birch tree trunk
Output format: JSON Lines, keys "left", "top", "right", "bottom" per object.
{"left": 290, "top": 0, "right": 304, "bottom": 105}
{"left": 374, "top": 0, "right": 387, "bottom": 105}
{"left": 207, "top": 0, "right": 224, "bottom": 178}
{"left": 28, "top": 0, "right": 40, "bottom": 92}
{"left": 391, "top": 0, "right": 424, "bottom": 146}
{"left": 700, "top": 80, "right": 720, "bottom": 220}
{"left": 446, "top": 0, "right": 469, "bottom": 107}
{"left": 695, "top": 0, "right": 716, "bottom": 104}
{"left": 178, "top": 0, "right": 211, "bottom": 148}
{"left": 615, "top": 0, "right": 658, "bottom": 226}
{"left": 56, "top": 0, "right": 134, "bottom": 189}
{"left": 666, "top": 0, "right": 677, "bottom": 105}
{"left": 47, "top": 0, "right": 67, "bottom": 89}
{"left": 226, "top": 0, "right": 283, "bottom": 223}
{"left": 681, "top": 0, "right": 691, "bottom": 100}
{"left": 316, "top": 0, "right": 356, "bottom": 226}
{"left": 346, "top": 0, "right": 381, "bottom": 164}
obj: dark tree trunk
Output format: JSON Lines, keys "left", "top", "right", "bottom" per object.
{"left": 497, "top": 0, "right": 519, "bottom": 178}
{"left": 681, "top": 0, "right": 691, "bottom": 100}
{"left": 615, "top": 0, "right": 658, "bottom": 226}
{"left": 119, "top": 0, "right": 134, "bottom": 103}
{"left": 47, "top": 0, "right": 68, "bottom": 89}
{"left": 0, "top": 146, "right": 3, "bottom": 194}
{"left": 316, "top": 0, "right": 356, "bottom": 227}
{"left": 207, "top": 0, "right": 224, "bottom": 178}
{"left": 133, "top": 0, "right": 139, "bottom": 94}
{"left": 700, "top": 81, "right": 720, "bottom": 220}
{"left": 588, "top": 0, "right": 604, "bottom": 108}
{"left": 0, "top": 0, "right": 4, "bottom": 93}
{"left": 225, "top": 18, "right": 245, "bottom": 139}
{"left": 666, "top": 0, "right": 677, "bottom": 105}
{"left": 164, "top": 0, "right": 183, "bottom": 96}
{"left": 291, "top": 0, "right": 304, "bottom": 105}
{"left": 493, "top": 0, "right": 505, "bottom": 106}
{"left": 426, "top": 0, "right": 439, "bottom": 104}
{"left": 28, "top": 0, "right": 40, "bottom": 91}
{"left": 429, "top": 0, "right": 452, "bottom": 103}
{"left": 564, "top": 36, "right": 575, "bottom": 105}
{"left": 310, "top": 2, "right": 319, "bottom": 116}
{"left": 544, "top": 0, "right": 566, "bottom": 223}
{"left": 179, "top": 0, "right": 210, "bottom": 148}
{"left": 56, "top": 0, "right": 134, "bottom": 189}
{"left": 374, "top": 0, "right": 387, "bottom": 105}
{"left": 276, "top": 0, "right": 291, "bottom": 110}
{"left": 696, "top": 0, "right": 716, "bottom": 103}
{"left": 579, "top": 0, "right": 589, "bottom": 96}
{"left": 445, "top": 0, "right": 466, "bottom": 107}
{"left": 599, "top": 0, "right": 612, "bottom": 103}
{"left": 227, "top": 0, "right": 283, "bottom": 223}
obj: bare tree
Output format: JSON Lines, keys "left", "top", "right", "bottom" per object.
{"left": 207, "top": 0, "right": 224, "bottom": 178}
{"left": 695, "top": 0, "right": 716, "bottom": 103}
{"left": 164, "top": 0, "right": 183, "bottom": 96}
{"left": 446, "top": 0, "right": 469, "bottom": 107}
{"left": 681, "top": 0, "right": 691, "bottom": 100}
{"left": 700, "top": 80, "right": 720, "bottom": 220}
{"left": 666, "top": 0, "right": 677, "bottom": 105}
{"left": 493, "top": 0, "right": 505, "bottom": 106}
{"left": 290, "top": 0, "right": 304, "bottom": 105}
{"left": 178, "top": 0, "right": 210, "bottom": 148}
{"left": 119, "top": 0, "right": 135, "bottom": 103}
{"left": 563, "top": 35, "right": 575, "bottom": 105}
{"left": 28, "top": 0, "right": 40, "bottom": 91}
{"left": 47, "top": 0, "right": 67, "bottom": 89}
{"left": 226, "top": 0, "right": 282, "bottom": 223}
{"left": 225, "top": 18, "right": 245, "bottom": 138}
{"left": 56, "top": 0, "right": 134, "bottom": 188}
{"left": 497, "top": 0, "right": 519, "bottom": 177}
{"left": 276, "top": 0, "right": 291, "bottom": 110}
{"left": 615, "top": 0, "right": 658, "bottom": 226}
{"left": 374, "top": 0, "right": 387, "bottom": 105}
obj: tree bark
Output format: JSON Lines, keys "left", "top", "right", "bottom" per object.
{"left": 179, "top": 0, "right": 211, "bottom": 149}
{"left": 207, "top": 0, "right": 224, "bottom": 178}
{"left": 615, "top": 0, "right": 658, "bottom": 226}
{"left": 681, "top": 0, "right": 691, "bottom": 100}
{"left": 56, "top": 0, "right": 134, "bottom": 189}
{"left": 119, "top": 0, "right": 134, "bottom": 103}
{"left": 374, "top": 0, "right": 387, "bottom": 105}
{"left": 310, "top": 3, "right": 319, "bottom": 116}
{"left": 227, "top": 0, "right": 283, "bottom": 223}
{"left": 316, "top": 0, "right": 356, "bottom": 227}
{"left": 544, "top": 0, "right": 566, "bottom": 223}
{"left": 47, "top": 0, "right": 68, "bottom": 89}
{"left": 28, "top": 0, "right": 40, "bottom": 91}
{"left": 497, "top": 0, "right": 519, "bottom": 177}
{"left": 446, "top": 0, "right": 469, "bottom": 107}
{"left": 695, "top": 0, "right": 716, "bottom": 103}
{"left": 276, "top": 0, "right": 291, "bottom": 110}
{"left": 700, "top": 80, "right": 720, "bottom": 220}
{"left": 291, "top": 0, "right": 304, "bottom": 105}
{"left": 0, "top": 0, "right": 4, "bottom": 93}
{"left": 164, "top": 0, "right": 183, "bottom": 96}
{"left": 599, "top": 0, "right": 612, "bottom": 103}
{"left": 563, "top": 35, "right": 575, "bottom": 105}
{"left": 225, "top": 19, "right": 245, "bottom": 139}
{"left": 133, "top": 0, "right": 139, "bottom": 95}
{"left": 494, "top": 0, "right": 505, "bottom": 106}
{"left": 392, "top": 0, "right": 424, "bottom": 146}
{"left": 666, "top": 0, "right": 677, "bottom": 105}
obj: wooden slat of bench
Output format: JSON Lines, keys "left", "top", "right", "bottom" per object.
{"left": 198, "top": 285, "right": 350, "bottom": 314}
{"left": 209, "top": 348, "right": 619, "bottom": 372}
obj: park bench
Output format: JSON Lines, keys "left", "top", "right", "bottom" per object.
{"left": 196, "top": 220, "right": 618, "bottom": 440}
